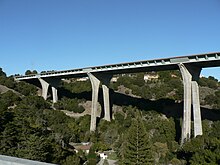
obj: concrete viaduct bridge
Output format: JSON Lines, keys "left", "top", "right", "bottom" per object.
{"left": 15, "top": 52, "right": 220, "bottom": 144}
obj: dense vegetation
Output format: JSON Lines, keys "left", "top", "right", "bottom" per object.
{"left": 0, "top": 67, "right": 220, "bottom": 164}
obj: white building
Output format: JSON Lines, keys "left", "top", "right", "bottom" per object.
{"left": 144, "top": 73, "right": 159, "bottom": 82}
{"left": 99, "top": 153, "right": 108, "bottom": 159}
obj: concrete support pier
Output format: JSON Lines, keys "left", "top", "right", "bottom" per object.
{"left": 87, "top": 72, "right": 112, "bottom": 132}
{"left": 50, "top": 79, "right": 60, "bottom": 103}
{"left": 101, "top": 75, "right": 112, "bottom": 122}
{"left": 102, "top": 84, "right": 111, "bottom": 121}
{"left": 192, "top": 81, "right": 203, "bottom": 137}
{"left": 87, "top": 73, "right": 101, "bottom": 132}
{"left": 38, "top": 78, "right": 49, "bottom": 100}
{"left": 178, "top": 63, "right": 202, "bottom": 144}
{"left": 38, "top": 78, "right": 60, "bottom": 103}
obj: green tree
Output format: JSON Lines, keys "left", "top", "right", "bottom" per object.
{"left": 54, "top": 97, "right": 85, "bottom": 113}
{"left": 18, "top": 95, "right": 50, "bottom": 109}
{"left": 61, "top": 155, "right": 81, "bottom": 165}
{"left": 0, "top": 122, "right": 19, "bottom": 155}
{"left": 87, "top": 146, "right": 99, "bottom": 165}
{"left": 121, "top": 114, "right": 153, "bottom": 165}
{"left": 152, "top": 142, "right": 169, "bottom": 164}
{"left": 198, "top": 76, "right": 219, "bottom": 89}
{"left": 158, "top": 71, "right": 172, "bottom": 82}
{"left": 25, "top": 70, "right": 38, "bottom": 75}
{"left": 16, "top": 134, "right": 51, "bottom": 162}
{"left": 63, "top": 80, "right": 91, "bottom": 93}
{"left": 15, "top": 81, "right": 37, "bottom": 96}
{"left": 0, "top": 68, "right": 6, "bottom": 77}
{"left": 0, "top": 91, "right": 20, "bottom": 107}
{"left": 181, "top": 136, "right": 220, "bottom": 165}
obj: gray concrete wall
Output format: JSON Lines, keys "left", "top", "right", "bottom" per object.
{"left": 0, "top": 155, "right": 56, "bottom": 165}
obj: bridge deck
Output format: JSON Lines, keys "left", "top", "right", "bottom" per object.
{"left": 15, "top": 52, "right": 220, "bottom": 80}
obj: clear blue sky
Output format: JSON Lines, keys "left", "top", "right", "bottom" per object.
{"left": 0, "top": 0, "right": 220, "bottom": 79}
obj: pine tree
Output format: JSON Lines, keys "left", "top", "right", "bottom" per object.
{"left": 16, "top": 134, "right": 50, "bottom": 162}
{"left": 61, "top": 155, "right": 81, "bottom": 165}
{"left": 122, "top": 114, "right": 153, "bottom": 165}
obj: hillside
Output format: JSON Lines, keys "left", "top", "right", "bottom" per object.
{"left": 0, "top": 68, "right": 220, "bottom": 165}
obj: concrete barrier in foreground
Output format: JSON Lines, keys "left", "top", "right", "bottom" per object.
{"left": 0, "top": 155, "right": 56, "bottom": 165}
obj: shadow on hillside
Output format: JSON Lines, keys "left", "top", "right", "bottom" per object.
{"left": 58, "top": 87, "right": 220, "bottom": 121}
{"left": 58, "top": 87, "right": 220, "bottom": 142}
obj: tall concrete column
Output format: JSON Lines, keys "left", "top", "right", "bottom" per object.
{"left": 38, "top": 78, "right": 49, "bottom": 100}
{"left": 50, "top": 79, "right": 60, "bottom": 103}
{"left": 179, "top": 63, "right": 202, "bottom": 144}
{"left": 38, "top": 78, "right": 60, "bottom": 103}
{"left": 87, "top": 72, "right": 100, "bottom": 132}
{"left": 101, "top": 75, "right": 112, "bottom": 122}
{"left": 192, "top": 81, "right": 203, "bottom": 137}
{"left": 178, "top": 63, "right": 192, "bottom": 144}
{"left": 52, "top": 87, "right": 58, "bottom": 103}
{"left": 87, "top": 73, "right": 112, "bottom": 131}
{"left": 102, "top": 84, "right": 111, "bottom": 121}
